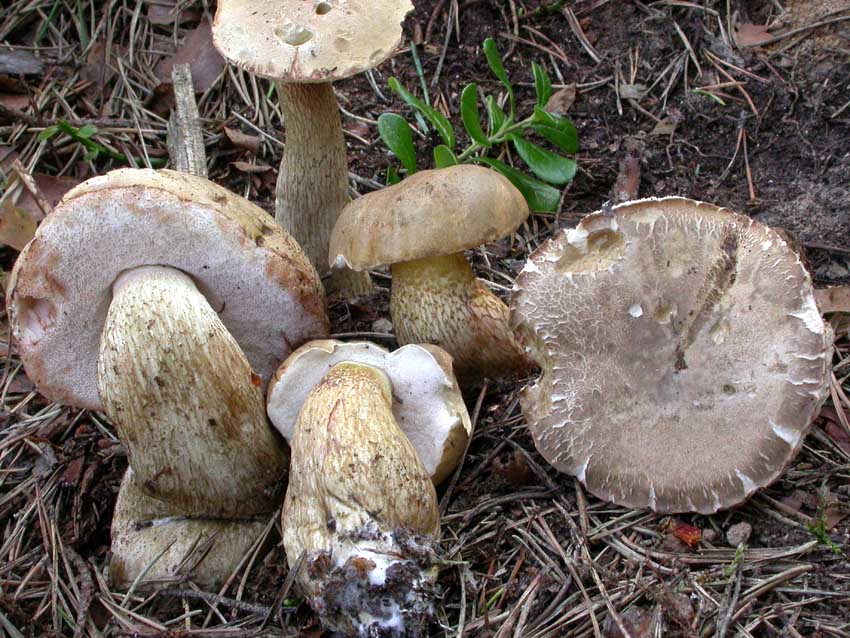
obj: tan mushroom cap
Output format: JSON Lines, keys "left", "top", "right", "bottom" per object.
{"left": 329, "top": 165, "right": 530, "bottom": 270}
{"left": 213, "top": 0, "right": 413, "bottom": 83}
{"left": 8, "top": 168, "right": 328, "bottom": 411}
{"left": 267, "top": 339, "right": 471, "bottom": 484}
{"left": 511, "top": 197, "right": 833, "bottom": 514}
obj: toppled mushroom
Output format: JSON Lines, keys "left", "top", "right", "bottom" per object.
{"left": 282, "top": 360, "right": 440, "bottom": 637}
{"left": 511, "top": 197, "right": 833, "bottom": 513}
{"left": 213, "top": 0, "right": 412, "bottom": 294}
{"left": 8, "top": 169, "right": 328, "bottom": 585}
{"left": 267, "top": 339, "right": 471, "bottom": 485}
{"left": 329, "top": 165, "right": 535, "bottom": 383}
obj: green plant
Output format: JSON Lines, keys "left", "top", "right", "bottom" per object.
{"left": 38, "top": 121, "right": 166, "bottom": 167}
{"left": 377, "top": 38, "right": 578, "bottom": 212}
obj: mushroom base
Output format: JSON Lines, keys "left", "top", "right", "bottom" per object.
{"left": 110, "top": 469, "right": 269, "bottom": 589}
{"left": 303, "top": 528, "right": 439, "bottom": 638}
{"left": 390, "top": 253, "right": 534, "bottom": 383}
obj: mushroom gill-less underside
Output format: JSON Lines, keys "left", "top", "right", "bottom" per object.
{"left": 511, "top": 197, "right": 832, "bottom": 514}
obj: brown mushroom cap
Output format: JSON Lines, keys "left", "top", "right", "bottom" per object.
{"left": 213, "top": 0, "right": 412, "bottom": 83}
{"left": 7, "top": 168, "right": 328, "bottom": 411}
{"left": 329, "top": 165, "right": 530, "bottom": 270}
{"left": 267, "top": 339, "right": 471, "bottom": 484}
{"left": 511, "top": 197, "right": 833, "bottom": 514}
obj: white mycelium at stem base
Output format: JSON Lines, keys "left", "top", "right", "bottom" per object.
{"left": 98, "top": 265, "right": 288, "bottom": 518}
{"left": 283, "top": 361, "right": 440, "bottom": 638}
{"left": 390, "top": 253, "right": 534, "bottom": 383}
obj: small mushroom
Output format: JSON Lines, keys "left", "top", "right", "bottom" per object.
{"left": 511, "top": 197, "right": 833, "bottom": 513}
{"left": 283, "top": 361, "right": 440, "bottom": 637}
{"left": 8, "top": 169, "right": 328, "bottom": 584}
{"left": 329, "top": 165, "right": 535, "bottom": 383}
{"left": 267, "top": 339, "right": 471, "bottom": 485}
{"left": 213, "top": 0, "right": 412, "bottom": 294}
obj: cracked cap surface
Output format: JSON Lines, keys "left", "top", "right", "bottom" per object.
{"left": 511, "top": 197, "right": 833, "bottom": 513}
{"left": 213, "top": 0, "right": 413, "bottom": 82}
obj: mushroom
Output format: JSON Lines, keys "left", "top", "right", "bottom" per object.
{"left": 329, "top": 165, "right": 535, "bottom": 383}
{"left": 282, "top": 360, "right": 440, "bottom": 637}
{"left": 267, "top": 339, "right": 471, "bottom": 485}
{"left": 212, "top": 0, "right": 412, "bottom": 294}
{"left": 8, "top": 168, "right": 328, "bottom": 584}
{"left": 511, "top": 197, "right": 833, "bottom": 514}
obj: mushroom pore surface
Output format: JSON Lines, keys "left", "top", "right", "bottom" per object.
{"left": 99, "top": 265, "right": 287, "bottom": 518}
{"left": 283, "top": 361, "right": 439, "bottom": 637}
{"left": 511, "top": 197, "right": 832, "bottom": 513}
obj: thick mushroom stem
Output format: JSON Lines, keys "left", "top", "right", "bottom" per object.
{"left": 389, "top": 253, "right": 534, "bottom": 383}
{"left": 275, "top": 82, "right": 371, "bottom": 296}
{"left": 98, "top": 265, "right": 287, "bottom": 518}
{"left": 110, "top": 468, "right": 269, "bottom": 589}
{"left": 283, "top": 362, "right": 440, "bottom": 637}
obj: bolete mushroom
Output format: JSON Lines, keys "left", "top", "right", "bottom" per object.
{"left": 282, "top": 360, "right": 440, "bottom": 637}
{"left": 329, "top": 165, "right": 535, "bottom": 383}
{"left": 511, "top": 197, "right": 833, "bottom": 514}
{"left": 8, "top": 168, "right": 328, "bottom": 584}
{"left": 267, "top": 339, "right": 471, "bottom": 485}
{"left": 212, "top": 0, "right": 413, "bottom": 294}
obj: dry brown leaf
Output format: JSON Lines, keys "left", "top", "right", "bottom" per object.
{"left": 544, "top": 84, "right": 577, "bottom": 115}
{"left": 0, "top": 203, "right": 39, "bottom": 251}
{"left": 224, "top": 127, "right": 261, "bottom": 153}
{"left": 823, "top": 502, "right": 850, "bottom": 530}
{"left": 0, "top": 173, "right": 79, "bottom": 250}
{"left": 650, "top": 117, "right": 677, "bottom": 136}
{"left": 0, "top": 94, "right": 29, "bottom": 111}
{"left": 231, "top": 161, "right": 273, "bottom": 173}
{"left": 155, "top": 20, "right": 225, "bottom": 94}
{"left": 735, "top": 22, "right": 773, "bottom": 47}
{"left": 815, "top": 286, "right": 850, "bottom": 314}
{"left": 148, "top": 1, "right": 202, "bottom": 25}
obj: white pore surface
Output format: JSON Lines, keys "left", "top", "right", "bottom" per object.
{"left": 268, "top": 342, "right": 462, "bottom": 478}
{"left": 11, "top": 185, "right": 325, "bottom": 410}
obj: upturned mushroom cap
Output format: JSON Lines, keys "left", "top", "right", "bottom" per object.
{"left": 213, "top": 0, "right": 413, "bottom": 83}
{"left": 329, "top": 165, "right": 530, "bottom": 270}
{"left": 511, "top": 197, "right": 833, "bottom": 514}
{"left": 7, "top": 168, "right": 328, "bottom": 411}
{"left": 267, "top": 339, "right": 471, "bottom": 484}
{"left": 110, "top": 469, "right": 269, "bottom": 589}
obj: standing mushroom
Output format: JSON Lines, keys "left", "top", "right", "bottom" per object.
{"left": 329, "top": 165, "right": 535, "bottom": 383}
{"left": 511, "top": 197, "right": 833, "bottom": 514}
{"left": 282, "top": 360, "right": 441, "bottom": 637}
{"left": 267, "top": 339, "right": 472, "bottom": 485}
{"left": 8, "top": 169, "right": 328, "bottom": 585}
{"left": 212, "top": 0, "right": 412, "bottom": 294}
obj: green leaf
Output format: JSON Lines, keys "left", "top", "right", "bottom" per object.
{"left": 433, "top": 145, "right": 458, "bottom": 168}
{"left": 485, "top": 95, "right": 506, "bottom": 136}
{"left": 377, "top": 113, "right": 417, "bottom": 175}
{"left": 77, "top": 124, "right": 98, "bottom": 139}
{"left": 460, "top": 84, "right": 490, "bottom": 147}
{"left": 532, "top": 107, "right": 579, "bottom": 154}
{"left": 483, "top": 38, "right": 514, "bottom": 116}
{"left": 476, "top": 157, "right": 561, "bottom": 212}
{"left": 388, "top": 77, "right": 455, "bottom": 149}
{"left": 37, "top": 125, "right": 59, "bottom": 142}
{"left": 83, "top": 149, "right": 100, "bottom": 162}
{"left": 509, "top": 135, "right": 577, "bottom": 185}
{"left": 532, "top": 63, "right": 552, "bottom": 108}
{"left": 386, "top": 165, "right": 402, "bottom": 185}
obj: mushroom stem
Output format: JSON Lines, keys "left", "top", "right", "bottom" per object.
{"left": 390, "top": 253, "right": 533, "bottom": 383}
{"left": 275, "top": 81, "right": 371, "bottom": 296}
{"left": 283, "top": 361, "right": 440, "bottom": 637}
{"left": 98, "top": 265, "right": 287, "bottom": 518}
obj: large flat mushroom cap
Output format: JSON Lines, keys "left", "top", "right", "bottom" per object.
{"left": 267, "top": 339, "right": 471, "bottom": 484}
{"left": 329, "top": 165, "right": 529, "bottom": 270}
{"left": 213, "top": 0, "right": 413, "bottom": 83}
{"left": 511, "top": 197, "right": 833, "bottom": 514}
{"left": 8, "top": 168, "right": 329, "bottom": 411}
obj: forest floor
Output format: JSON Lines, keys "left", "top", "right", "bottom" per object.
{"left": 1, "top": 0, "right": 849, "bottom": 636}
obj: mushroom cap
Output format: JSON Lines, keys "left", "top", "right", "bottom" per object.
{"left": 267, "top": 339, "right": 471, "bottom": 484}
{"left": 212, "top": 0, "right": 413, "bottom": 83}
{"left": 329, "top": 165, "right": 530, "bottom": 270}
{"left": 511, "top": 197, "right": 833, "bottom": 514}
{"left": 8, "top": 168, "right": 328, "bottom": 411}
